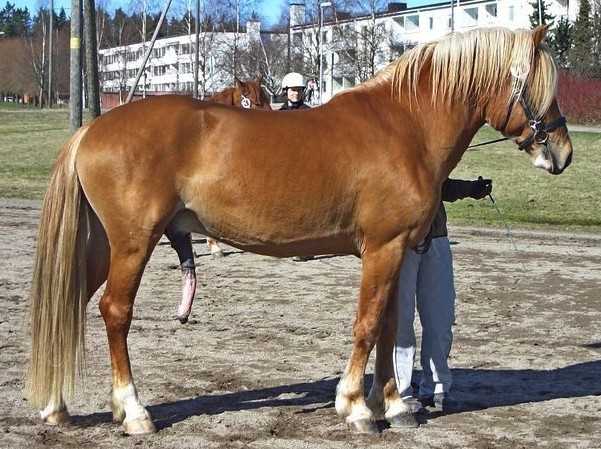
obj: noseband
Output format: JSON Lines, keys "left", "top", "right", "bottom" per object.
{"left": 502, "top": 85, "right": 567, "bottom": 152}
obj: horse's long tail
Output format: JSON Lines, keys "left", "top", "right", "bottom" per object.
{"left": 25, "top": 125, "right": 90, "bottom": 409}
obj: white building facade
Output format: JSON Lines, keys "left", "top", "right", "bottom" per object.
{"left": 290, "top": 0, "right": 579, "bottom": 102}
{"left": 98, "top": 21, "right": 272, "bottom": 98}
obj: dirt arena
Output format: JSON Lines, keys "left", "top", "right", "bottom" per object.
{"left": 1, "top": 198, "right": 600, "bottom": 449}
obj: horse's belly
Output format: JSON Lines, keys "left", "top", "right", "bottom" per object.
{"left": 173, "top": 195, "right": 356, "bottom": 257}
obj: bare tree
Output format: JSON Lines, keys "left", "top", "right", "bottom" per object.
{"left": 238, "top": 31, "right": 288, "bottom": 97}
{"left": 29, "top": 7, "right": 48, "bottom": 107}
{"left": 333, "top": 0, "right": 389, "bottom": 82}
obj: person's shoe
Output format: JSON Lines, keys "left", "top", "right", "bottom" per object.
{"left": 293, "top": 256, "right": 314, "bottom": 262}
{"left": 420, "top": 393, "right": 459, "bottom": 413}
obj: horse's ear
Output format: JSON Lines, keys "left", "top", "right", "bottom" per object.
{"left": 234, "top": 77, "right": 243, "bottom": 89}
{"left": 532, "top": 24, "right": 550, "bottom": 47}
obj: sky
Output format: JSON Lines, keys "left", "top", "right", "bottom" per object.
{"left": 12, "top": 0, "right": 287, "bottom": 24}
{"left": 10, "top": 0, "right": 433, "bottom": 26}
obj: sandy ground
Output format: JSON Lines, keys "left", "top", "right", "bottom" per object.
{"left": 1, "top": 198, "right": 600, "bottom": 449}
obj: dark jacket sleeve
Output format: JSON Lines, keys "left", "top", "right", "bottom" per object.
{"left": 441, "top": 179, "right": 473, "bottom": 202}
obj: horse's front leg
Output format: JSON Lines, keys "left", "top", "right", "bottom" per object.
{"left": 165, "top": 225, "right": 197, "bottom": 323}
{"left": 335, "top": 235, "right": 407, "bottom": 433}
{"left": 366, "top": 296, "right": 419, "bottom": 428}
{"left": 100, "top": 233, "right": 159, "bottom": 434}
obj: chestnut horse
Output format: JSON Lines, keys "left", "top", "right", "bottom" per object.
{"left": 26, "top": 27, "right": 572, "bottom": 435}
{"left": 165, "top": 78, "right": 271, "bottom": 323}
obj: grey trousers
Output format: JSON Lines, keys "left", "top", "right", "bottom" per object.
{"left": 393, "top": 236, "right": 456, "bottom": 398}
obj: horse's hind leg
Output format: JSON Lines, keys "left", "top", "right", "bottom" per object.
{"left": 335, "top": 236, "right": 406, "bottom": 434}
{"left": 165, "top": 224, "right": 196, "bottom": 323}
{"left": 206, "top": 237, "right": 224, "bottom": 258}
{"left": 100, "top": 230, "right": 161, "bottom": 434}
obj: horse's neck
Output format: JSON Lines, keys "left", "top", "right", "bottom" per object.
{"left": 347, "top": 79, "right": 486, "bottom": 182}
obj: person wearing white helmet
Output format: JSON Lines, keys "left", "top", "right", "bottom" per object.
{"left": 280, "top": 72, "right": 311, "bottom": 262}
{"left": 280, "top": 72, "right": 310, "bottom": 111}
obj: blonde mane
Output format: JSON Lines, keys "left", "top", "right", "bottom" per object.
{"left": 375, "top": 27, "right": 557, "bottom": 119}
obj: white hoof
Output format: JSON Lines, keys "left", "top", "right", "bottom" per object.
{"left": 123, "top": 417, "right": 156, "bottom": 435}
{"left": 41, "top": 409, "right": 71, "bottom": 426}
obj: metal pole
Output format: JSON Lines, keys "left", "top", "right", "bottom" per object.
{"left": 142, "top": 0, "right": 146, "bottom": 98}
{"left": 84, "top": 0, "right": 101, "bottom": 117}
{"left": 319, "top": 5, "right": 323, "bottom": 104}
{"left": 451, "top": 0, "right": 454, "bottom": 32}
{"left": 538, "top": 0, "right": 543, "bottom": 24}
{"left": 70, "top": 0, "right": 82, "bottom": 131}
{"left": 194, "top": 0, "right": 199, "bottom": 99}
{"left": 48, "top": 0, "right": 53, "bottom": 107}
{"left": 126, "top": 0, "right": 174, "bottom": 103}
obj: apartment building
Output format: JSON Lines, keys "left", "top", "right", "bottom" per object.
{"left": 98, "top": 20, "right": 274, "bottom": 97}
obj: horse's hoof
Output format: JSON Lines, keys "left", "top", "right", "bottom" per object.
{"left": 349, "top": 418, "right": 379, "bottom": 434}
{"left": 123, "top": 417, "right": 156, "bottom": 435}
{"left": 388, "top": 412, "right": 419, "bottom": 428}
{"left": 42, "top": 410, "right": 71, "bottom": 426}
{"left": 112, "top": 407, "right": 125, "bottom": 424}
{"left": 211, "top": 250, "right": 224, "bottom": 259}
{"left": 42, "top": 409, "right": 71, "bottom": 426}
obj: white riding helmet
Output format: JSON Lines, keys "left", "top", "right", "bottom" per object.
{"left": 281, "top": 72, "right": 306, "bottom": 91}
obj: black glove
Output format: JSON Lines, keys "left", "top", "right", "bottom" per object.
{"left": 471, "top": 177, "right": 492, "bottom": 200}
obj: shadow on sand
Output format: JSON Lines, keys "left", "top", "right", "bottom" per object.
{"left": 72, "top": 359, "right": 601, "bottom": 430}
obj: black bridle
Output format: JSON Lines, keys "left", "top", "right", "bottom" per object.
{"left": 468, "top": 85, "right": 567, "bottom": 151}
{"left": 514, "top": 90, "right": 567, "bottom": 151}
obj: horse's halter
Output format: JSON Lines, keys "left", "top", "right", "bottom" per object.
{"left": 240, "top": 94, "right": 253, "bottom": 109}
{"left": 501, "top": 83, "right": 567, "bottom": 153}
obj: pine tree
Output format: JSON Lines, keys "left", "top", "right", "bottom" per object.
{"left": 549, "top": 17, "right": 572, "bottom": 68}
{"left": 529, "top": 0, "right": 555, "bottom": 28}
{"left": 570, "top": 0, "right": 595, "bottom": 76}
{"left": 55, "top": 7, "right": 68, "bottom": 30}
{"left": 0, "top": 2, "right": 16, "bottom": 35}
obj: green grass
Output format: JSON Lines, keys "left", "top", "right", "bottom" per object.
{"left": 447, "top": 126, "right": 601, "bottom": 232}
{"left": 0, "top": 107, "right": 75, "bottom": 199}
{"left": 0, "top": 104, "right": 600, "bottom": 231}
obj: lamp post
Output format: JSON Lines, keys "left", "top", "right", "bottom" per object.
{"left": 319, "top": 1, "right": 331, "bottom": 105}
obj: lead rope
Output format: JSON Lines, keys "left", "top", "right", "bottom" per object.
{"left": 486, "top": 192, "right": 527, "bottom": 274}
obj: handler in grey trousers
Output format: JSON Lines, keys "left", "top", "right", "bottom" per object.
{"left": 394, "top": 177, "right": 492, "bottom": 413}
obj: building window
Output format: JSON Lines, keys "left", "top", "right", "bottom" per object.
{"left": 465, "top": 7, "right": 479, "bottom": 25}
{"left": 486, "top": 3, "right": 498, "bottom": 17}
{"left": 508, "top": 5, "right": 514, "bottom": 20}
{"left": 448, "top": 15, "right": 452, "bottom": 29}
{"left": 429, "top": 17, "right": 434, "bottom": 29}
{"left": 406, "top": 15, "right": 419, "bottom": 31}
{"left": 292, "top": 32, "right": 302, "bottom": 48}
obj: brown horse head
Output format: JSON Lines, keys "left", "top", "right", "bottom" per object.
{"left": 484, "top": 26, "right": 572, "bottom": 174}
{"left": 209, "top": 78, "right": 272, "bottom": 110}
{"left": 392, "top": 25, "right": 572, "bottom": 176}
